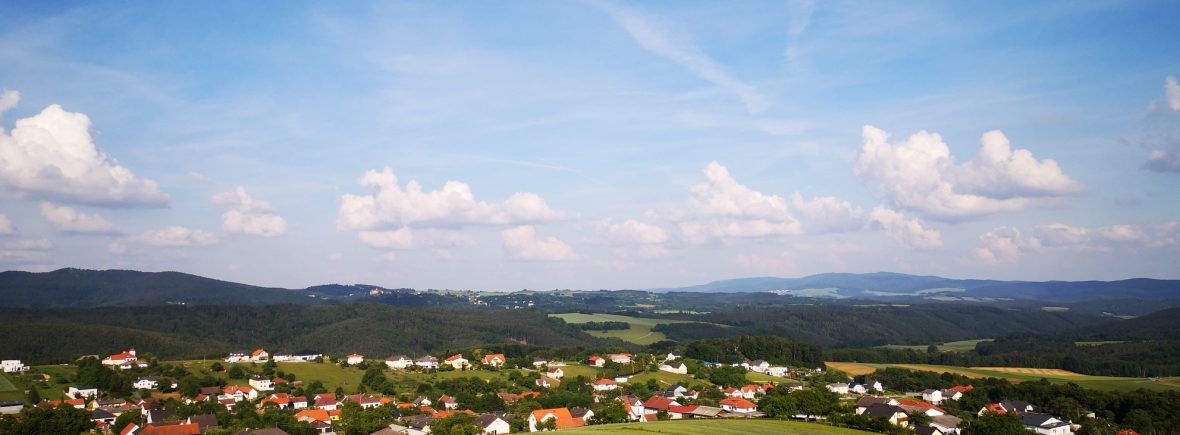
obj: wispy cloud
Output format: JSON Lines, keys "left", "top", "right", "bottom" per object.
{"left": 589, "top": 0, "right": 769, "bottom": 114}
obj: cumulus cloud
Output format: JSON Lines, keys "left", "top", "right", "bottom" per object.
{"left": 975, "top": 222, "right": 1177, "bottom": 263}
{"left": 0, "top": 98, "right": 169, "bottom": 207}
{"left": 501, "top": 225, "right": 577, "bottom": 261}
{"left": 791, "top": 194, "right": 866, "bottom": 233}
{"left": 0, "top": 90, "right": 19, "bottom": 115}
{"left": 869, "top": 206, "right": 942, "bottom": 249}
{"left": 212, "top": 187, "right": 288, "bottom": 237}
{"left": 109, "top": 226, "right": 218, "bottom": 254}
{"left": 39, "top": 202, "right": 118, "bottom": 234}
{"left": 590, "top": 1, "right": 768, "bottom": 113}
{"left": 682, "top": 161, "right": 802, "bottom": 240}
{"left": 0, "top": 238, "right": 52, "bottom": 262}
{"left": 336, "top": 167, "right": 563, "bottom": 231}
{"left": 596, "top": 219, "right": 669, "bottom": 244}
{"left": 855, "top": 125, "right": 1082, "bottom": 220}
{"left": 0, "top": 214, "right": 14, "bottom": 236}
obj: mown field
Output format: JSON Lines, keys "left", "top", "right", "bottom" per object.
{"left": 824, "top": 362, "right": 1180, "bottom": 392}
{"left": 558, "top": 419, "right": 873, "bottom": 435}
{"left": 550, "top": 313, "right": 722, "bottom": 345}
{"left": 0, "top": 373, "right": 21, "bottom": 401}
{"left": 878, "top": 339, "right": 992, "bottom": 353}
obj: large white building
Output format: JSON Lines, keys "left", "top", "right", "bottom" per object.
{"left": 1, "top": 360, "right": 28, "bottom": 373}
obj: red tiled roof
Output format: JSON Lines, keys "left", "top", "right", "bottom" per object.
{"left": 140, "top": 423, "right": 201, "bottom": 435}
{"left": 530, "top": 408, "right": 585, "bottom": 430}
{"left": 642, "top": 395, "right": 677, "bottom": 411}
{"left": 720, "top": 397, "right": 757, "bottom": 409}
{"left": 295, "top": 409, "right": 330, "bottom": 423}
{"left": 481, "top": 354, "right": 505, "bottom": 363}
{"left": 251, "top": 349, "right": 267, "bottom": 357}
{"left": 667, "top": 405, "right": 698, "bottom": 414}
{"left": 445, "top": 354, "right": 464, "bottom": 362}
{"left": 593, "top": 378, "right": 616, "bottom": 385}
{"left": 899, "top": 399, "right": 946, "bottom": 414}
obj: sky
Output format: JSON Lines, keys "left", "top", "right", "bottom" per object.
{"left": 1, "top": 1, "right": 1179, "bottom": 290}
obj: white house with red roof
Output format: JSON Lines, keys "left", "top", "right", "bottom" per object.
{"left": 535, "top": 378, "right": 552, "bottom": 389}
{"left": 250, "top": 349, "right": 269, "bottom": 363}
{"left": 607, "top": 353, "right": 632, "bottom": 364}
{"left": 546, "top": 367, "right": 564, "bottom": 379}
{"left": 346, "top": 354, "right": 364, "bottom": 365}
{"left": 102, "top": 349, "right": 146, "bottom": 370}
{"left": 719, "top": 397, "right": 758, "bottom": 413}
{"left": 221, "top": 385, "right": 258, "bottom": 402}
{"left": 592, "top": 378, "right": 618, "bottom": 392}
{"left": 444, "top": 354, "right": 470, "bottom": 369}
{"left": 480, "top": 353, "right": 506, "bottom": 367}
{"left": 587, "top": 355, "right": 605, "bottom": 367}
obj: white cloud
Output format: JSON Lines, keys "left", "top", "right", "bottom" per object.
{"left": 975, "top": 222, "right": 1177, "bottom": 264}
{"left": 0, "top": 90, "right": 19, "bottom": 115}
{"left": 596, "top": 219, "right": 668, "bottom": 244}
{"left": 358, "top": 229, "right": 414, "bottom": 250}
{"left": 855, "top": 125, "right": 1081, "bottom": 220}
{"left": 0, "top": 238, "right": 52, "bottom": 262}
{"left": 682, "top": 161, "right": 803, "bottom": 240}
{"left": 869, "top": 206, "right": 942, "bottom": 249}
{"left": 0, "top": 99, "right": 169, "bottom": 207}
{"left": 501, "top": 225, "right": 577, "bottom": 261}
{"left": 0, "top": 214, "right": 14, "bottom": 236}
{"left": 336, "top": 167, "right": 564, "bottom": 231}
{"left": 1166, "top": 76, "right": 1180, "bottom": 112}
{"left": 109, "top": 226, "right": 219, "bottom": 254}
{"left": 358, "top": 227, "right": 475, "bottom": 250}
{"left": 591, "top": 1, "right": 769, "bottom": 113}
{"left": 787, "top": 0, "right": 815, "bottom": 36}
{"left": 791, "top": 194, "right": 865, "bottom": 233}
{"left": 39, "top": 202, "right": 118, "bottom": 234}
{"left": 1143, "top": 150, "right": 1180, "bottom": 173}
{"left": 212, "top": 187, "right": 288, "bottom": 237}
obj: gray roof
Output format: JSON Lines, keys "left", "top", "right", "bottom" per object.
{"left": 188, "top": 414, "right": 219, "bottom": 429}
{"left": 386, "top": 354, "right": 409, "bottom": 361}
{"left": 90, "top": 409, "right": 116, "bottom": 420}
{"left": 475, "top": 413, "right": 503, "bottom": 427}
{"left": 688, "top": 406, "right": 724, "bottom": 417}
{"left": 569, "top": 407, "right": 592, "bottom": 418}
{"left": 915, "top": 426, "right": 943, "bottom": 435}
{"left": 931, "top": 414, "right": 962, "bottom": 428}
{"left": 1022, "top": 413, "right": 1068, "bottom": 428}
{"left": 856, "top": 396, "right": 893, "bottom": 407}
{"left": 862, "top": 404, "right": 906, "bottom": 418}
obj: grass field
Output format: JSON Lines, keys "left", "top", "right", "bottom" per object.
{"left": 551, "top": 313, "right": 723, "bottom": 345}
{"left": 558, "top": 419, "right": 873, "bottom": 435}
{"left": 824, "top": 362, "right": 1180, "bottom": 392}
{"left": 628, "top": 370, "right": 700, "bottom": 387}
{"left": 0, "top": 373, "right": 21, "bottom": 401}
{"left": 878, "top": 339, "right": 991, "bottom": 353}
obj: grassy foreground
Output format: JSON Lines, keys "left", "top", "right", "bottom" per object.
{"left": 825, "top": 362, "right": 1180, "bottom": 392}
{"left": 558, "top": 419, "right": 872, "bottom": 435}
{"left": 550, "top": 313, "right": 722, "bottom": 345}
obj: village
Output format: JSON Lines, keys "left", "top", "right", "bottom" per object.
{"left": 0, "top": 346, "right": 1096, "bottom": 435}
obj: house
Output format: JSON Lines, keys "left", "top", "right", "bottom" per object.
{"left": 607, "top": 353, "right": 632, "bottom": 364}
{"left": 532, "top": 357, "right": 548, "bottom": 367}
{"left": 145, "top": 409, "right": 176, "bottom": 425}
{"left": 587, "top": 355, "right": 605, "bottom": 367}
{"left": 185, "top": 414, "right": 220, "bottom": 433}
{"left": 931, "top": 414, "right": 963, "bottom": 434}
{"left": 103, "top": 349, "right": 147, "bottom": 369}
{"left": 546, "top": 367, "right": 564, "bottom": 379}
{"left": 862, "top": 404, "right": 910, "bottom": 427}
{"left": 250, "top": 349, "right": 270, "bottom": 363}
{"left": 475, "top": 413, "right": 511, "bottom": 435}
{"left": 868, "top": 380, "right": 885, "bottom": 393}
{"left": 223, "top": 385, "right": 258, "bottom": 402}
{"left": 385, "top": 355, "right": 413, "bottom": 369}
{"left": 438, "top": 395, "right": 458, "bottom": 410}
{"left": 570, "top": 407, "right": 594, "bottom": 422}
{"left": 738, "top": 384, "right": 760, "bottom": 399}
{"left": 528, "top": 407, "right": 585, "bottom": 432}
{"left": 942, "top": 385, "right": 972, "bottom": 401}
{"left": 533, "top": 378, "right": 552, "bottom": 388}
{"left": 783, "top": 382, "right": 805, "bottom": 391}
{"left": 850, "top": 383, "right": 868, "bottom": 395}
{"left": 294, "top": 408, "right": 332, "bottom": 427}
{"left": 66, "top": 386, "right": 99, "bottom": 399}
{"left": 413, "top": 396, "right": 433, "bottom": 407}
{"left": 132, "top": 422, "right": 202, "bottom": 435}
{"left": 591, "top": 378, "right": 618, "bottom": 392}
{"left": 748, "top": 360, "right": 770, "bottom": 373}
{"left": 979, "top": 400, "right": 1036, "bottom": 416}
{"left": 312, "top": 393, "right": 338, "bottom": 410}
{"left": 134, "top": 376, "right": 174, "bottom": 390}
{"left": 618, "top": 395, "right": 645, "bottom": 420}
{"left": 766, "top": 366, "right": 789, "bottom": 377}
{"left": 1, "top": 360, "right": 28, "bottom": 373}
{"left": 0, "top": 400, "right": 24, "bottom": 415}
{"left": 261, "top": 393, "right": 308, "bottom": 410}
{"left": 225, "top": 352, "right": 249, "bottom": 363}
{"left": 898, "top": 399, "right": 947, "bottom": 417}
{"left": 343, "top": 394, "right": 383, "bottom": 409}
{"left": 664, "top": 351, "right": 682, "bottom": 361}
{"left": 731, "top": 359, "right": 751, "bottom": 370}
{"left": 346, "top": 354, "right": 364, "bottom": 365}
{"left": 661, "top": 385, "right": 689, "bottom": 399}
{"left": 415, "top": 356, "right": 439, "bottom": 369}
{"left": 273, "top": 352, "right": 321, "bottom": 362}
{"left": 1022, "top": 413, "right": 1073, "bottom": 435}
{"left": 719, "top": 397, "right": 757, "bottom": 413}
{"left": 481, "top": 354, "right": 507, "bottom": 367}
{"left": 658, "top": 363, "right": 688, "bottom": 375}
{"left": 916, "top": 426, "right": 945, "bottom": 435}
{"left": 249, "top": 374, "right": 275, "bottom": 391}
{"left": 444, "top": 354, "right": 470, "bottom": 369}
{"left": 825, "top": 383, "right": 849, "bottom": 395}
{"left": 855, "top": 396, "right": 899, "bottom": 415}
{"left": 921, "top": 389, "right": 944, "bottom": 404}
{"left": 643, "top": 395, "right": 681, "bottom": 414}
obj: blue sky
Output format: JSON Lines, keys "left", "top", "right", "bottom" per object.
{"left": 1, "top": 1, "right": 1179, "bottom": 290}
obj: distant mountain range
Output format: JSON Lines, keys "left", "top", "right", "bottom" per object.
{"left": 648, "top": 272, "right": 1180, "bottom": 303}
{"left": 2, "top": 268, "right": 1179, "bottom": 309}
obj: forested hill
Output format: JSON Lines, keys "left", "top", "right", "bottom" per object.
{"left": 0, "top": 268, "right": 318, "bottom": 308}
{"left": 1073, "top": 307, "right": 1180, "bottom": 341}
{"left": 0, "top": 304, "right": 602, "bottom": 363}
